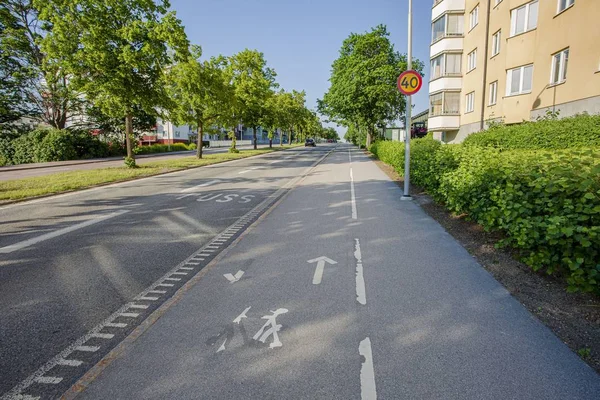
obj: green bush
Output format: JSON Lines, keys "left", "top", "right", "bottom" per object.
{"left": 37, "top": 130, "right": 78, "bottom": 162}
{"left": 11, "top": 129, "right": 49, "bottom": 164}
{"left": 369, "top": 133, "right": 600, "bottom": 293}
{"left": 71, "top": 130, "right": 110, "bottom": 159}
{"left": 135, "top": 142, "right": 192, "bottom": 155}
{"left": 463, "top": 114, "right": 600, "bottom": 150}
{"left": 188, "top": 143, "right": 197, "bottom": 150}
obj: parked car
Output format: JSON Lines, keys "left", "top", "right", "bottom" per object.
{"left": 305, "top": 138, "right": 316, "bottom": 147}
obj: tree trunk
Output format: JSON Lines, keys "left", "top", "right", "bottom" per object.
{"left": 125, "top": 113, "right": 134, "bottom": 160}
{"left": 280, "top": 129, "right": 283, "bottom": 146}
{"left": 366, "top": 127, "right": 373, "bottom": 148}
{"left": 197, "top": 122, "right": 203, "bottom": 159}
{"left": 253, "top": 126, "right": 257, "bottom": 150}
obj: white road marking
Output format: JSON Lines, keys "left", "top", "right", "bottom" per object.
{"left": 350, "top": 168, "right": 357, "bottom": 220}
{"left": 172, "top": 271, "right": 188, "bottom": 276}
{"left": 238, "top": 166, "right": 265, "bottom": 174}
{"left": 165, "top": 277, "right": 181, "bottom": 281}
{"left": 105, "top": 322, "right": 127, "bottom": 328}
{"left": 33, "top": 376, "right": 62, "bottom": 385}
{"left": 359, "top": 337, "right": 377, "bottom": 400}
{"left": 180, "top": 180, "right": 221, "bottom": 193}
{"left": 217, "top": 339, "right": 227, "bottom": 353}
{"left": 13, "top": 395, "right": 40, "bottom": 400}
{"left": 354, "top": 239, "right": 367, "bottom": 305}
{"left": 349, "top": 149, "right": 352, "bottom": 163}
{"left": 57, "top": 359, "right": 83, "bottom": 367}
{"left": 90, "top": 333, "right": 114, "bottom": 339}
{"left": 148, "top": 289, "right": 168, "bottom": 293}
{"left": 224, "top": 270, "right": 245, "bottom": 283}
{"left": 307, "top": 256, "right": 338, "bottom": 285}
{"left": 178, "top": 267, "right": 194, "bottom": 271}
{"left": 233, "top": 307, "right": 251, "bottom": 324}
{"left": 157, "top": 283, "right": 174, "bottom": 287}
{"left": 253, "top": 308, "right": 288, "bottom": 349}
{"left": 138, "top": 296, "right": 159, "bottom": 301}
{"left": 75, "top": 346, "right": 100, "bottom": 352}
{"left": 128, "top": 304, "right": 148, "bottom": 310}
{"left": 0, "top": 210, "right": 130, "bottom": 254}
{"left": 119, "top": 313, "right": 139, "bottom": 318}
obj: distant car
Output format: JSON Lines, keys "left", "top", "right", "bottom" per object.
{"left": 305, "top": 138, "right": 316, "bottom": 147}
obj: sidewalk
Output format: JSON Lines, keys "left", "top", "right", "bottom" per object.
{"left": 65, "top": 145, "right": 600, "bottom": 399}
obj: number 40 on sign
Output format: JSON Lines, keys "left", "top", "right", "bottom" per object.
{"left": 397, "top": 70, "right": 423, "bottom": 96}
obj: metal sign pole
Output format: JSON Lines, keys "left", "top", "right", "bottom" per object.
{"left": 402, "top": 0, "right": 413, "bottom": 200}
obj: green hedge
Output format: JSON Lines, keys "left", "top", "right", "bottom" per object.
{"left": 134, "top": 142, "right": 193, "bottom": 155}
{"left": 370, "top": 136, "right": 600, "bottom": 293}
{"left": 463, "top": 114, "right": 600, "bottom": 150}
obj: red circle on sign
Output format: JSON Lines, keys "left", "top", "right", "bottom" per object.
{"left": 397, "top": 70, "right": 423, "bottom": 96}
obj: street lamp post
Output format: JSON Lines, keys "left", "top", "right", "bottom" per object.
{"left": 402, "top": 0, "right": 413, "bottom": 200}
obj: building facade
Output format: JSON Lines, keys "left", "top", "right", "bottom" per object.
{"left": 428, "top": 0, "right": 600, "bottom": 143}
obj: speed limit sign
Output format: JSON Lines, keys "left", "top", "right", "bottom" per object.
{"left": 397, "top": 70, "right": 423, "bottom": 96}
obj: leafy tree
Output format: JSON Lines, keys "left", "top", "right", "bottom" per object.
{"left": 318, "top": 25, "right": 423, "bottom": 147}
{"left": 86, "top": 104, "right": 157, "bottom": 145}
{"left": 36, "top": 0, "right": 190, "bottom": 166}
{"left": 321, "top": 127, "right": 340, "bottom": 141}
{"left": 227, "top": 49, "right": 277, "bottom": 150}
{"left": 1, "top": 0, "right": 84, "bottom": 127}
{"left": 166, "top": 46, "right": 233, "bottom": 158}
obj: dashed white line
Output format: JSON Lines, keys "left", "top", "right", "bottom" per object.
{"left": 178, "top": 267, "right": 194, "bottom": 271}
{"left": 128, "top": 304, "right": 149, "bottom": 310}
{"left": 165, "top": 277, "right": 181, "bottom": 282}
{"left": 75, "top": 346, "right": 100, "bottom": 353}
{"left": 90, "top": 333, "right": 114, "bottom": 339}
{"left": 350, "top": 168, "right": 358, "bottom": 220}
{"left": 105, "top": 322, "right": 127, "bottom": 328}
{"left": 119, "top": 313, "right": 139, "bottom": 318}
{"left": 157, "top": 283, "right": 174, "bottom": 287}
{"left": 359, "top": 338, "right": 377, "bottom": 400}
{"left": 354, "top": 239, "right": 367, "bottom": 305}
{"left": 33, "top": 376, "right": 62, "bottom": 385}
{"left": 172, "top": 272, "right": 188, "bottom": 276}
{"left": 148, "top": 289, "right": 167, "bottom": 294}
{"left": 138, "top": 296, "right": 159, "bottom": 301}
{"left": 56, "top": 358, "right": 83, "bottom": 367}
{"left": 0, "top": 210, "right": 130, "bottom": 254}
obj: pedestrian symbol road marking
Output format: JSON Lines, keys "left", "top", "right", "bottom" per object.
{"left": 253, "top": 308, "right": 288, "bottom": 349}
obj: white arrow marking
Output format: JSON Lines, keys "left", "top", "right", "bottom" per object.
{"left": 217, "top": 338, "right": 227, "bottom": 353}
{"left": 233, "top": 307, "right": 251, "bottom": 324}
{"left": 224, "top": 270, "right": 245, "bottom": 283}
{"left": 307, "top": 256, "right": 337, "bottom": 285}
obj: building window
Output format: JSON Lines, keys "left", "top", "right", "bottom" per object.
{"left": 432, "top": 13, "right": 464, "bottom": 43}
{"left": 469, "top": 6, "right": 479, "bottom": 30}
{"left": 551, "top": 48, "right": 569, "bottom": 84}
{"left": 467, "top": 49, "right": 477, "bottom": 72}
{"left": 489, "top": 81, "right": 498, "bottom": 105}
{"left": 465, "top": 92, "right": 475, "bottom": 113}
{"left": 430, "top": 53, "right": 462, "bottom": 80}
{"left": 494, "top": 0, "right": 503, "bottom": 6}
{"left": 492, "top": 30, "right": 501, "bottom": 57}
{"left": 557, "top": 0, "right": 574, "bottom": 13}
{"left": 430, "top": 92, "right": 461, "bottom": 116}
{"left": 510, "top": 1, "right": 538, "bottom": 36}
{"left": 506, "top": 64, "right": 534, "bottom": 96}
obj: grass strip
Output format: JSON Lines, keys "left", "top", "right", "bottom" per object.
{"left": 0, "top": 146, "right": 300, "bottom": 202}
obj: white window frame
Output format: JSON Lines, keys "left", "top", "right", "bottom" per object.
{"left": 550, "top": 48, "right": 569, "bottom": 85}
{"left": 506, "top": 64, "right": 534, "bottom": 96}
{"left": 489, "top": 81, "right": 498, "bottom": 105}
{"left": 492, "top": 30, "right": 501, "bottom": 57}
{"left": 557, "top": 0, "right": 574, "bottom": 13}
{"left": 469, "top": 5, "right": 479, "bottom": 31}
{"left": 430, "top": 91, "right": 461, "bottom": 116}
{"left": 494, "top": 0, "right": 503, "bottom": 6}
{"left": 510, "top": 1, "right": 538, "bottom": 37}
{"left": 431, "top": 13, "right": 464, "bottom": 43}
{"left": 465, "top": 92, "right": 475, "bottom": 113}
{"left": 467, "top": 49, "right": 477, "bottom": 72}
{"left": 431, "top": 52, "right": 463, "bottom": 80}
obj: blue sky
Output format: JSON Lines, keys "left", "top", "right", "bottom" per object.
{"left": 170, "top": 0, "right": 432, "bottom": 129}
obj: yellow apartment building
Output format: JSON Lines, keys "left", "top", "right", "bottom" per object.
{"left": 428, "top": 0, "right": 600, "bottom": 143}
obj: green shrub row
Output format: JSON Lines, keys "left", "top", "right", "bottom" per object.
{"left": 370, "top": 137, "right": 600, "bottom": 293}
{"left": 134, "top": 142, "right": 195, "bottom": 155}
{"left": 463, "top": 114, "right": 600, "bottom": 150}
{"left": 4, "top": 128, "right": 114, "bottom": 165}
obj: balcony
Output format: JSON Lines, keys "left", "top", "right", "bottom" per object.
{"left": 432, "top": 0, "right": 466, "bottom": 21}
{"left": 428, "top": 115, "right": 461, "bottom": 131}
{"left": 429, "top": 76, "right": 462, "bottom": 93}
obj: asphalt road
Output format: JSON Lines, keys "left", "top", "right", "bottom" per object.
{"left": 0, "top": 145, "right": 329, "bottom": 399}
{"left": 0, "top": 144, "right": 270, "bottom": 181}
{"left": 2, "top": 144, "right": 600, "bottom": 400}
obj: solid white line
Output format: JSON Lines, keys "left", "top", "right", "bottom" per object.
{"left": 359, "top": 338, "right": 377, "bottom": 400}
{"left": 57, "top": 359, "right": 83, "bottom": 367}
{"left": 75, "top": 346, "right": 100, "bottom": 352}
{"left": 180, "top": 180, "right": 221, "bottom": 193}
{"left": 0, "top": 210, "right": 130, "bottom": 254}
{"left": 350, "top": 168, "right": 358, "bottom": 220}
{"left": 90, "top": 333, "right": 114, "bottom": 339}
{"left": 33, "top": 376, "right": 62, "bottom": 385}
{"left": 105, "top": 322, "right": 127, "bottom": 328}
{"left": 354, "top": 239, "right": 367, "bottom": 305}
